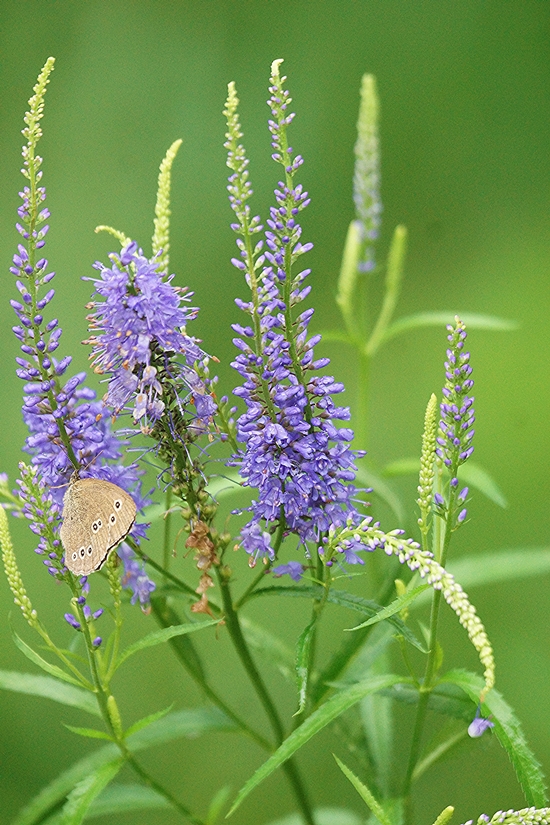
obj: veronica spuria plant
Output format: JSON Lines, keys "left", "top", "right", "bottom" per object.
{"left": 0, "top": 57, "right": 546, "bottom": 825}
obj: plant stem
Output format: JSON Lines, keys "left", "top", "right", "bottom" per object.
{"left": 150, "top": 596, "right": 271, "bottom": 751}
{"left": 217, "top": 568, "right": 316, "bottom": 825}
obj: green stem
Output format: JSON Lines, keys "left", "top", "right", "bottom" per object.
{"left": 402, "top": 481, "right": 458, "bottom": 815}
{"left": 217, "top": 568, "right": 316, "bottom": 825}
{"left": 150, "top": 596, "right": 271, "bottom": 751}
{"left": 71, "top": 586, "right": 205, "bottom": 823}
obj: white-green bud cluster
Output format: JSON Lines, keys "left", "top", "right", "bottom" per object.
{"left": 463, "top": 808, "right": 550, "bottom": 825}
{"left": 152, "top": 138, "right": 182, "bottom": 273}
{"left": 417, "top": 393, "right": 438, "bottom": 536}
{"left": 328, "top": 520, "right": 495, "bottom": 699}
{"left": 0, "top": 504, "right": 38, "bottom": 627}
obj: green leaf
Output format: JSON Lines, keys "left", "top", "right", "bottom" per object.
{"left": 410, "top": 548, "right": 550, "bottom": 613}
{"left": 64, "top": 725, "right": 113, "bottom": 741}
{"left": 345, "top": 585, "right": 430, "bottom": 632}
{"left": 205, "top": 785, "right": 232, "bottom": 825}
{"left": 227, "top": 674, "right": 404, "bottom": 816}
{"left": 381, "top": 458, "right": 507, "bottom": 509}
{"left": 356, "top": 467, "right": 404, "bottom": 523}
{"left": 116, "top": 617, "right": 219, "bottom": 669}
{"left": 382, "top": 311, "right": 517, "bottom": 345}
{"left": 441, "top": 669, "right": 548, "bottom": 806}
{"left": 265, "top": 809, "right": 363, "bottom": 825}
{"left": 11, "top": 707, "right": 236, "bottom": 825}
{"left": 12, "top": 630, "right": 85, "bottom": 688}
{"left": 124, "top": 704, "right": 174, "bottom": 738}
{"left": 333, "top": 754, "right": 393, "bottom": 825}
{"left": 127, "top": 706, "right": 237, "bottom": 750}
{"left": 88, "top": 784, "right": 170, "bottom": 817}
{"left": 240, "top": 617, "right": 294, "bottom": 682}
{"left": 295, "top": 619, "right": 316, "bottom": 715}
{"left": 0, "top": 669, "right": 99, "bottom": 716}
{"left": 249, "top": 585, "right": 426, "bottom": 653}
{"left": 58, "top": 759, "right": 123, "bottom": 825}
{"left": 456, "top": 461, "right": 507, "bottom": 508}
{"left": 380, "top": 680, "right": 475, "bottom": 721}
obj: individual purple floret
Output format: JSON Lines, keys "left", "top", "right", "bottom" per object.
{"left": 86, "top": 241, "right": 216, "bottom": 436}
{"left": 468, "top": 706, "right": 494, "bottom": 738}
{"left": 273, "top": 561, "right": 305, "bottom": 581}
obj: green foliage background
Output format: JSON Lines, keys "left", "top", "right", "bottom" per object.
{"left": 0, "top": 2, "right": 549, "bottom": 824}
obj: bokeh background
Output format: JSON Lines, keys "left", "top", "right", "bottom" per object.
{"left": 1, "top": 2, "right": 549, "bottom": 823}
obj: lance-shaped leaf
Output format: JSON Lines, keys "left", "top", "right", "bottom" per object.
{"left": 441, "top": 669, "right": 548, "bottom": 807}
{"left": 227, "top": 674, "right": 404, "bottom": 816}
{"left": 345, "top": 584, "right": 430, "bottom": 631}
{"left": 249, "top": 585, "right": 426, "bottom": 652}
{"left": 11, "top": 707, "right": 236, "bottom": 825}
{"left": 12, "top": 630, "right": 86, "bottom": 688}
{"left": 0, "top": 670, "right": 99, "bottom": 716}
{"left": 294, "top": 618, "right": 317, "bottom": 715}
{"left": 58, "top": 759, "right": 124, "bottom": 825}
{"left": 115, "top": 617, "right": 219, "bottom": 670}
{"left": 333, "top": 754, "right": 393, "bottom": 825}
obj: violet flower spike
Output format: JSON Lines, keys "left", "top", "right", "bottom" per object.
{"left": 86, "top": 241, "right": 216, "bottom": 437}
{"left": 226, "top": 61, "right": 364, "bottom": 574}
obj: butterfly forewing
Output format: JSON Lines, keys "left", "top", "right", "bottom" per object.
{"left": 60, "top": 478, "right": 137, "bottom": 576}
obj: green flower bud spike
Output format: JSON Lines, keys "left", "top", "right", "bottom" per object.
{"left": 0, "top": 504, "right": 38, "bottom": 628}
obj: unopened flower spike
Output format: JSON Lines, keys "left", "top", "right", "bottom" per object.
{"left": 0, "top": 502, "right": 38, "bottom": 628}
{"left": 152, "top": 138, "right": 182, "bottom": 273}
{"left": 417, "top": 392, "right": 438, "bottom": 540}
{"left": 354, "top": 73, "right": 382, "bottom": 273}
{"left": 324, "top": 519, "right": 495, "bottom": 698}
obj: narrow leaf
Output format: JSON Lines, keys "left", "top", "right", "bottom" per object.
{"left": 227, "top": 674, "right": 403, "bottom": 816}
{"left": 0, "top": 669, "right": 99, "bottom": 716}
{"left": 11, "top": 708, "right": 235, "bottom": 825}
{"left": 249, "top": 585, "right": 426, "bottom": 652}
{"left": 382, "top": 458, "right": 507, "bottom": 509}
{"left": 58, "top": 759, "right": 123, "bottom": 825}
{"left": 206, "top": 785, "right": 232, "bottom": 825}
{"left": 12, "top": 630, "right": 85, "bottom": 688}
{"left": 449, "top": 547, "right": 550, "bottom": 590}
{"left": 116, "top": 617, "right": 219, "bottom": 669}
{"left": 294, "top": 619, "right": 316, "bottom": 715}
{"left": 124, "top": 704, "right": 174, "bottom": 739}
{"left": 89, "top": 784, "right": 169, "bottom": 816}
{"left": 442, "top": 669, "right": 548, "bottom": 806}
{"left": 345, "top": 584, "right": 430, "bottom": 631}
{"left": 64, "top": 725, "right": 113, "bottom": 741}
{"left": 265, "top": 809, "right": 363, "bottom": 825}
{"left": 333, "top": 754, "right": 393, "bottom": 825}
{"left": 382, "top": 311, "right": 517, "bottom": 345}
{"left": 410, "top": 548, "right": 550, "bottom": 612}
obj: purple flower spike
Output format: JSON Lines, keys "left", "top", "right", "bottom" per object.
{"left": 436, "top": 318, "right": 475, "bottom": 472}
{"left": 86, "top": 242, "right": 216, "bottom": 436}
{"left": 226, "top": 62, "right": 364, "bottom": 572}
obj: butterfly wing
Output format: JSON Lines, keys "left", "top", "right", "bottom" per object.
{"left": 61, "top": 478, "right": 137, "bottom": 576}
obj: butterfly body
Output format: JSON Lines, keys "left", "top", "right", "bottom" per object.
{"left": 60, "top": 477, "right": 137, "bottom": 576}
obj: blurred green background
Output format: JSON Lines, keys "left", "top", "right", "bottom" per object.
{"left": 1, "top": 2, "right": 549, "bottom": 823}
